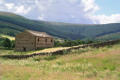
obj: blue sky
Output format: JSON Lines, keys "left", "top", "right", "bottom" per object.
{"left": 96, "top": 0, "right": 120, "bottom": 15}
{"left": 0, "top": 0, "right": 120, "bottom": 24}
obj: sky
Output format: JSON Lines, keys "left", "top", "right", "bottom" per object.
{"left": 0, "top": 0, "right": 120, "bottom": 24}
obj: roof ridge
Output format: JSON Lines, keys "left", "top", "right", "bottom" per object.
{"left": 25, "top": 30, "right": 52, "bottom": 37}
{"left": 26, "top": 30, "right": 45, "bottom": 33}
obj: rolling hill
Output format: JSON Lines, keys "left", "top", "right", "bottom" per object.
{"left": 0, "top": 11, "right": 120, "bottom": 40}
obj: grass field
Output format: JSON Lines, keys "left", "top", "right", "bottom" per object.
{"left": 0, "top": 44, "right": 120, "bottom": 80}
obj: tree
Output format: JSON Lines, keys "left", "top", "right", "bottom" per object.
{"left": 11, "top": 40, "right": 15, "bottom": 48}
{"left": 54, "top": 40, "right": 62, "bottom": 47}
{"left": 2, "top": 38, "right": 11, "bottom": 48}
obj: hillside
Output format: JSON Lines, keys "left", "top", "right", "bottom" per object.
{"left": 0, "top": 12, "right": 120, "bottom": 40}
{"left": 96, "top": 32, "right": 120, "bottom": 41}
{"left": 0, "top": 34, "right": 15, "bottom": 40}
{"left": 1, "top": 43, "right": 120, "bottom": 80}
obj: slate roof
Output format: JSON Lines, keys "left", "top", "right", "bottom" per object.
{"left": 26, "top": 30, "right": 52, "bottom": 37}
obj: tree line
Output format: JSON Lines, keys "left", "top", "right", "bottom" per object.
{"left": 54, "top": 39, "right": 101, "bottom": 47}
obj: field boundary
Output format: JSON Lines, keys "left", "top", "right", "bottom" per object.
{"left": 0, "top": 39, "right": 120, "bottom": 59}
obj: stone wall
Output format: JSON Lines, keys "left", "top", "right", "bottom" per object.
{"left": 36, "top": 37, "right": 54, "bottom": 49}
{"left": 1, "top": 39, "right": 120, "bottom": 59}
{"left": 15, "top": 31, "right": 54, "bottom": 51}
{"left": 15, "top": 31, "right": 36, "bottom": 51}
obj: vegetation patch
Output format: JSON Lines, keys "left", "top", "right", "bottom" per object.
{"left": 44, "top": 55, "right": 57, "bottom": 61}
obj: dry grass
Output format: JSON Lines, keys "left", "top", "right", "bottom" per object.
{"left": 1, "top": 44, "right": 120, "bottom": 80}
{"left": 0, "top": 64, "right": 87, "bottom": 80}
{"left": 0, "top": 46, "right": 70, "bottom": 55}
{"left": 0, "top": 64, "right": 3, "bottom": 80}
{"left": 34, "top": 47, "right": 70, "bottom": 53}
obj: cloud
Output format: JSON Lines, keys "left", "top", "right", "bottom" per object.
{"left": 0, "top": 0, "right": 120, "bottom": 24}
{"left": 90, "top": 14, "right": 120, "bottom": 24}
{"left": 0, "top": 0, "right": 32, "bottom": 15}
{"left": 81, "top": 0, "right": 99, "bottom": 13}
{"left": 0, "top": 0, "right": 4, "bottom": 4}
{"left": 35, "top": 0, "right": 96, "bottom": 24}
{"left": 14, "top": 5, "right": 32, "bottom": 15}
{"left": 80, "top": 0, "right": 120, "bottom": 24}
{"left": 38, "top": 14, "right": 45, "bottom": 20}
{"left": 5, "top": 3, "right": 14, "bottom": 9}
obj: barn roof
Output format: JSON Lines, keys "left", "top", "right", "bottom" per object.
{"left": 26, "top": 30, "right": 52, "bottom": 37}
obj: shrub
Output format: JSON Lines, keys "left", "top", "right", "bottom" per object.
{"left": 54, "top": 39, "right": 91, "bottom": 47}
{"left": 33, "top": 57, "right": 42, "bottom": 61}
{"left": 11, "top": 40, "right": 15, "bottom": 48}
{"left": 2, "top": 38, "right": 12, "bottom": 48}
{"left": 44, "top": 55, "right": 57, "bottom": 61}
{"left": 0, "top": 38, "right": 4, "bottom": 46}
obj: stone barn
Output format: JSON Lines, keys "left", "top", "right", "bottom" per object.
{"left": 15, "top": 30, "right": 54, "bottom": 51}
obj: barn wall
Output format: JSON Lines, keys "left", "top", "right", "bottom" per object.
{"left": 15, "top": 32, "right": 36, "bottom": 51}
{"left": 36, "top": 37, "right": 54, "bottom": 49}
{"left": 15, "top": 31, "right": 54, "bottom": 51}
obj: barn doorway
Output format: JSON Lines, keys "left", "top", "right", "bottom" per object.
{"left": 23, "top": 47, "right": 26, "bottom": 51}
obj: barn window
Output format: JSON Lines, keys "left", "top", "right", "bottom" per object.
{"left": 51, "top": 39, "right": 53, "bottom": 42}
{"left": 38, "top": 38, "right": 39, "bottom": 42}
{"left": 45, "top": 39, "right": 47, "bottom": 42}
{"left": 23, "top": 47, "right": 26, "bottom": 51}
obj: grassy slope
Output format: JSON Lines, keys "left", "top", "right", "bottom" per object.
{"left": 0, "top": 34, "right": 15, "bottom": 40}
{"left": 1, "top": 12, "right": 120, "bottom": 40}
{"left": 0, "top": 44, "right": 120, "bottom": 80}
{"left": 96, "top": 32, "right": 120, "bottom": 41}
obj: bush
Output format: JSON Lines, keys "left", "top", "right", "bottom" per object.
{"left": 2, "top": 38, "right": 15, "bottom": 48}
{"left": 0, "top": 38, "right": 4, "bottom": 46}
{"left": 11, "top": 40, "right": 15, "bottom": 48}
{"left": 54, "top": 39, "right": 102, "bottom": 47}
{"left": 54, "top": 39, "right": 87, "bottom": 47}
{"left": 2, "top": 38, "right": 12, "bottom": 48}
{"left": 44, "top": 55, "right": 57, "bottom": 61}
{"left": 54, "top": 41, "right": 62, "bottom": 47}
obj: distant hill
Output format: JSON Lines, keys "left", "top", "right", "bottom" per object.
{"left": 96, "top": 32, "right": 120, "bottom": 41}
{"left": 0, "top": 11, "right": 120, "bottom": 40}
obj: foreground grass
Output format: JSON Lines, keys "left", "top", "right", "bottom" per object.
{"left": 0, "top": 44, "right": 120, "bottom": 80}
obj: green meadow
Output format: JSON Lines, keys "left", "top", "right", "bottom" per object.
{"left": 0, "top": 43, "right": 120, "bottom": 80}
